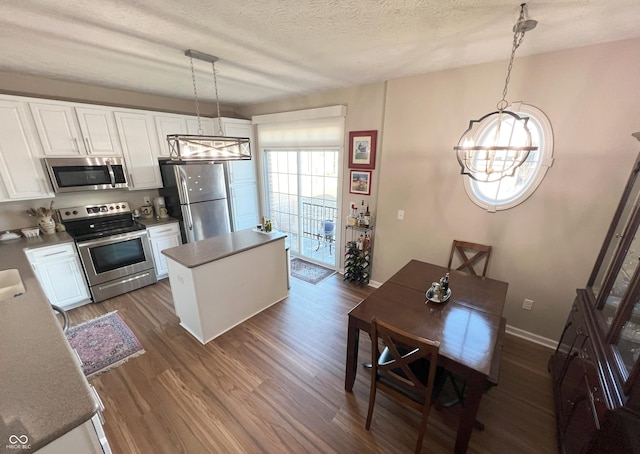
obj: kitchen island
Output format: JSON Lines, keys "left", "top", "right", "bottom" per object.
{"left": 162, "top": 229, "right": 288, "bottom": 344}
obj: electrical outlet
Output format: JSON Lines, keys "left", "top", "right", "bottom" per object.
{"left": 522, "top": 298, "right": 534, "bottom": 311}
{"left": 397, "top": 209, "right": 405, "bottom": 220}
{"left": 144, "top": 196, "right": 151, "bottom": 205}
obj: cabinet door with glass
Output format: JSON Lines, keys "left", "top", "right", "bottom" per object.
{"left": 587, "top": 142, "right": 640, "bottom": 409}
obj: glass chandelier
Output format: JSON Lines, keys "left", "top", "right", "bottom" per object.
{"left": 454, "top": 3, "right": 538, "bottom": 182}
{"left": 167, "top": 49, "right": 251, "bottom": 161}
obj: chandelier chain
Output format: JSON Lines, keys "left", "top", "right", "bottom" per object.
{"left": 497, "top": 6, "right": 528, "bottom": 112}
{"left": 189, "top": 55, "right": 204, "bottom": 135}
{"left": 211, "top": 61, "right": 224, "bottom": 135}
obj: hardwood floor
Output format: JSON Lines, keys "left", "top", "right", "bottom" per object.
{"left": 67, "top": 274, "right": 557, "bottom": 453}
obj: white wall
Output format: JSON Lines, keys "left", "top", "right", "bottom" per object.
{"left": 240, "top": 38, "right": 640, "bottom": 341}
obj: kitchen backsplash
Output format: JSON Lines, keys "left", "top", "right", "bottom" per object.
{"left": 0, "top": 189, "right": 160, "bottom": 231}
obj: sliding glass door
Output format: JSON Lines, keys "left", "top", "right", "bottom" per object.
{"left": 265, "top": 148, "right": 339, "bottom": 268}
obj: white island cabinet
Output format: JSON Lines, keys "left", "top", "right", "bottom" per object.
{"left": 162, "top": 229, "right": 288, "bottom": 344}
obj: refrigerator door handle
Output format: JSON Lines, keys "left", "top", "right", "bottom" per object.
{"left": 185, "top": 204, "right": 194, "bottom": 234}
{"left": 179, "top": 174, "right": 191, "bottom": 205}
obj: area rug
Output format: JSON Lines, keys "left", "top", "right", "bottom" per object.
{"left": 290, "top": 258, "right": 336, "bottom": 285}
{"left": 65, "top": 311, "right": 145, "bottom": 379}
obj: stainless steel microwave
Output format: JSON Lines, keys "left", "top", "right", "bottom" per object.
{"left": 44, "top": 157, "right": 129, "bottom": 193}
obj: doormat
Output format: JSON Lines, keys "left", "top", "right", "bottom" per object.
{"left": 290, "top": 258, "right": 336, "bottom": 285}
{"left": 66, "top": 311, "right": 145, "bottom": 379}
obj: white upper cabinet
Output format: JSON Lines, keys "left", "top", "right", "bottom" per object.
{"left": 220, "top": 118, "right": 255, "bottom": 185}
{"left": 155, "top": 114, "right": 216, "bottom": 157}
{"left": 0, "top": 93, "right": 240, "bottom": 201}
{"left": 187, "top": 116, "right": 215, "bottom": 135}
{"left": 155, "top": 115, "right": 187, "bottom": 157}
{"left": 74, "top": 106, "right": 122, "bottom": 156}
{"left": 29, "top": 101, "right": 122, "bottom": 156}
{"left": 216, "top": 118, "right": 260, "bottom": 231}
{"left": 0, "top": 98, "right": 53, "bottom": 201}
{"left": 114, "top": 111, "right": 163, "bottom": 190}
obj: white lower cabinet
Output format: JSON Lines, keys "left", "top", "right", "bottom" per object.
{"left": 147, "top": 222, "right": 182, "bottom": 279}
{"left": 36, "top": 386, "right": 112, "bottom": 454}
{"left": 35, "top": 417, "right": 108, "bottom": 454}
{"left": 25, "top": 242, "right": 91, "bottom": 310}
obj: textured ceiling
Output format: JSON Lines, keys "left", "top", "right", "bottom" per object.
{"left": 1, "top": 0, "right": 639, "bottom": 106}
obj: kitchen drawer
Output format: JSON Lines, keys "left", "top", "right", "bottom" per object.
{"left": 147, "top": 222, "right": 180, "bottom": 238}
{"left": 26, "top": 242, "right": 76, "bottom": 262}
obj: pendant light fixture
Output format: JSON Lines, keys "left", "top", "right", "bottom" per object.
{"left": 167, "top": 49, "right": 251, "bottom": 161}
{"left": 454, "top": 3, "right": 537, "bottom": 182}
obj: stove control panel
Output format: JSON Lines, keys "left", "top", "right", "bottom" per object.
{"left": 59, "top": 201, "right": 131, "bottom": 221}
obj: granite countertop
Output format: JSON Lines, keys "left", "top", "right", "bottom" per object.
{"left": 162, "top": 228, "right": 287, "bottom": 269}
{"left": 0, "top": 232, "right": 98, "bottom": 451}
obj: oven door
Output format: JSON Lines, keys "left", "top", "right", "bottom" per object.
{"left": 77, "top": 230, "right": 154, "bottom": 286}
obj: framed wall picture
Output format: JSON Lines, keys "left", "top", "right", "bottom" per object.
{"left": 348, "top": 130, "right": 377, "bottom": 169}
{"left": 349, "top": 170, "right": 372, "bottom": 195}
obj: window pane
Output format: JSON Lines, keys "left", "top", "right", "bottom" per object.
{"left": 265, "top": 148, "right": 339, "bottom": 268}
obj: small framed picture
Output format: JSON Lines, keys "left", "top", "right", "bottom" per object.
{"left": 349, "top": 130, "right": 377, "bottom": 169}
{"left": 349, "top": 170, "right": 372, "bottom": 195}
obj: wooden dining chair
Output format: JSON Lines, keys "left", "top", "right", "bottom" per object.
{"left": 366, "top": 317, "right": 444, "bottom": 454}
{"left": 447, "top": 240, "right": 493, "bottom": 278}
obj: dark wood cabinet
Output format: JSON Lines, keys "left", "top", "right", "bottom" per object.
{"left": 550, "top": 133, "right": 640, "bottom": 454}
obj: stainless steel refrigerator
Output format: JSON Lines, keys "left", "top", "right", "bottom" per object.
{"left": 159, "top": 160, "right": 232, "bottom": 243}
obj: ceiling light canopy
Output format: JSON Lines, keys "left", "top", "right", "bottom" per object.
{"left": 167, "top": 50, "right": 251, "bottom": 161}
{"left": 454, "top": 3, "right": 538, "bottom": 182}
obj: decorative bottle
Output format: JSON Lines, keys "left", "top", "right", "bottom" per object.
{"left": 441, "top": 273, "right": 449, "bottom": 293}
{"left": 347, "top": 204, "right": 357, "bottom": 226}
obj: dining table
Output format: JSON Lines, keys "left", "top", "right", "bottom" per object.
{"left": 345, "top": 259, "right": 508, "bottom": 454}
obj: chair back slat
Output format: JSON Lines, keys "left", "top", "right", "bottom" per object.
{"left": 447, "top": 240, "right": 492, "bottom": 277}
{"left": 366, "top": 317, "right": 441, "bottom": 453}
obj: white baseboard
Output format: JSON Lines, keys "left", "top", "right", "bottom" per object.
{"left": 506, "top": 324, "right": 557, "bottom": 350}
{"left": 337, "top": 269, "right": 382, "bottom": 288}
{"left": 368, "top": 280, "right": 382, "bottom": 288}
